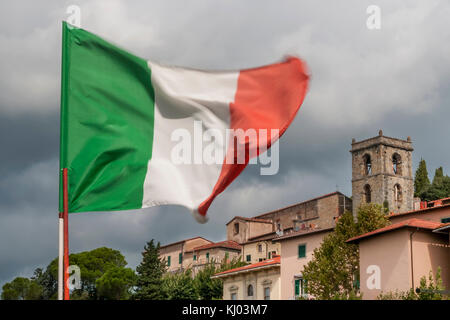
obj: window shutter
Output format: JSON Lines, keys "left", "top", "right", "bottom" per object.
{"left": 295, "top": 279, "right": 300, "bottom": 296}
{"left": 298, "top": 244, "right": 306, "bottom": 258}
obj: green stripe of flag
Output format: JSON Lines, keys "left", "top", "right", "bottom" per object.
{"left": 59, "top": 22, "right": 155, "bottom": 213}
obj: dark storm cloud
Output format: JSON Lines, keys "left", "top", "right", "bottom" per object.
{"left": 1, "top": 0, "right": 450, "bottom": 289}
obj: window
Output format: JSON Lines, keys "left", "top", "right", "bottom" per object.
{"left": 246, "top": 254, "right": 251, "bottom": 262}
{"left": 231, "top": 293, "right": 237, "bottom": 300}
{"left": 258, "top": 244, "right": 262, "bottom": 252}
{"left": 298, "top": 244, "right": 306, "bottom": 258}
{"left": 394, "top": 184, "right": 402, "bottom": 203}
{"left": 206, "top": 252, "right": 210, "bottom": 261}
{"left": 264, "top": 287, "right": 270, "bottom": 300}
{"left": 179, "top": 253, "right": 182, "bottom": 264}
{"left": 247, "top": 285, "right": 254, "bottom": 297}
{"left": 167, "top": 256, "right": 171, "bottom": 267}
{"left": 276, "top": 220, "right": 281, "bottom": 232}
{"left": 441, "top": 217, "right": 450, "bottom": 223}
{"left": 363, "top": 154, "right": 372, "bottom": 175}
{"left": 392, "top": 153, "right": 402, "bottom": 175}
{"left": 295, "top": 278, "right": 307, "bottom": 297}
{"left": 234, "top": 222, "right": 239, "bottom": 234}
{"left": 364, "top": 184, "right": 371, "bottom": 203}
{"left": 268, "top": 252, "right": 271, "bottom": 259}
{"left": 193, "top": 254, "right": 197, "bottom": 261}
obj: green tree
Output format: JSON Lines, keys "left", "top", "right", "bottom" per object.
{"left": 414, "top": 159, "right": 430, "bottom": 197}
{"left": 67, "top": 247, "right": 129, "bottom": 299}
{"left": 194, "top": 257, "right": 247, "bottom": 300}
{"left": 420, "top": 167, "right": 450, "bottom": 201}
{"left": 133, "top": 239, "right": 166, "bottom": 300}
{"left": 96, "top": 266, "right": 136, "bottom": 300}
{"left": 432, "top": 167, "right": 444, "bottom": 184}
{"left": 162, "top": 269, "right": 198, "bottom": 300}
{"left": 1, "top": 277, "right": 43, "bottom": 300}
{"left": 302, "top": 203, "right": 390, "bottom": 299}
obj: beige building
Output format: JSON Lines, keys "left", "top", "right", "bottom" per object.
{"left": 226, "top": 216, "right": 273, "bottom": 244}
{"left": 159, "top": 236, "right": 212, "bottom": 273}
{"left": 212, "top": 255, "right": 281, "bottom": 300}
{"left": 252, "top": 191, "right": 351, "bottom": 233}
{"left": 159, "top": 237, "right": 242, "bottom": 275}
{"left": 227, "top": 192, "right": 351, "bottom": 264}
{"left": 273, "top": 227, "right": 333, "bottom": 299}
{"left": 185, "top": 240, "right": 242, "bottom": 276}
{"left": 348, "top": 218, "right": 450, "bottom": 300}
{"left": 389, "top": 199, "right": 450, "bottom": 225}
{"left": 240, "top": 231, "right": 281, "bottom": 264}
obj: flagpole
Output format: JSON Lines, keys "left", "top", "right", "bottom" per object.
{"left": 58, "top": 212, "right": 64, "bottom": 300}
{"left": 62, "top": 168, "right": 70, "bottom": 300}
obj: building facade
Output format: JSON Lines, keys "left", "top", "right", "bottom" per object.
{"left": 159, "top": 237, "right": 212, "bottom": 273}
{"left": 185, "top": 240, "right": 242, "bottom": 276}
{"left": 273, "top": 227, "right": 333, "bottom": 299}
{"left": 212, "top": 256, "right": 281, "bottom": 300}
{"left": 348, "top": 218, "right": 450, "bottom": 300}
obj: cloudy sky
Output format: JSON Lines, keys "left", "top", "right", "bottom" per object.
{"left": 1, "top": 0, "right": 449, "bottom": 288}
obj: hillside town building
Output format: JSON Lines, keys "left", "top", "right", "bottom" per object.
{"left": 159, "top": 131, "right": 450, "bottom": 299}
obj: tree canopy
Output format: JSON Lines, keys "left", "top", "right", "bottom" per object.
{"left": 414, "top": 160, "right": 450, "bottom": 201}
{"left": 133, "top": 239, "right": 166, "bottom": 300}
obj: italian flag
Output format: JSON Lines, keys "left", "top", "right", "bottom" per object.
{"left": 59, "top": 22, "right": 309, "bottom": 223}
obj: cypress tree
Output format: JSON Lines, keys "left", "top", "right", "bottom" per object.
{"left": 414, "top": 159, "right": 430, "bottom": 197}
{"left": 133, "top": 239, "right": 166, "bottom": 300}
{"left": 432, "top": 167, "right": 444, "bottom": 185}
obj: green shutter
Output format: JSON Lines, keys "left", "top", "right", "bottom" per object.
{"left": 179, "top": 253, "right": 182, "bottom": 264}
{"left": 441, "top": 217, "right": 450, "bottom": 223}
{"left": 295, "top": 279, "right": 300, "bottom": 296}
{"left": 193, "top": 254, "right": 197, "bottom": 261}
{"left": 206, "top": 252, "right": 210, "bottom": 261}
{"left": 298, "top": 244, "right": 306, "bottom": 258}
{"left": 225, "top": 252, "right": 229, "bottom": 260}
{"left": 167, "top": 256, "right": 171, "bottom": 267}
{"left": 246, "top": 254, "right": 251, "bottom": 262}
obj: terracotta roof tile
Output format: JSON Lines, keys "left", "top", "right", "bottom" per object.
{"left": 389, "top": 202, "right": 450, "bottom": 218}
{"left": 225, "top": 216, "right": 273, "bottom": 225}
{"left": 187, "top": 240, "right": 241, "bottom": 253}
{"left": 159, "top": 236, "right": 212, "bottom": 249}
{"left": 272, "top": 227, "right": 334, "bottom": 241}
{"left": 212, "top": 255, "right": 280, "bottom": 278}
{"left": 346, "top": 218, "right": 445, "bottom": 243}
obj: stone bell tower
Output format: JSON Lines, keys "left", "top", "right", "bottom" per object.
{"left": 351, "top": 130, "right": 414, "bottom": 216}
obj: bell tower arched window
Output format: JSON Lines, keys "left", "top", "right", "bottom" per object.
{"left": 392, "top": 153, "right": 402, "bottom": 175}
{"left": 394, "top": 184, "right": 402, "bottom": 203}
{"left": 363, "top": 154, "right": 372, "bottom": 175}
{"left": 364, "top": 184, "right": 371, "bottom": 203}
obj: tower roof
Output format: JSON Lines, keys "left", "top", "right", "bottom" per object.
{"left": 350, "top": 131, "right": 413, "bottom": 153}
